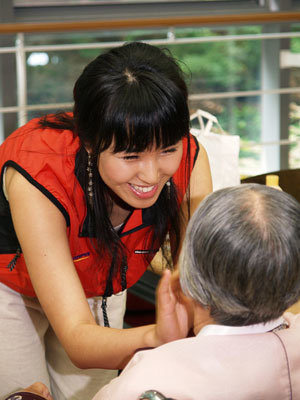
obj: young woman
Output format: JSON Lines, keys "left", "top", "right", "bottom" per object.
{"left": 0, "top": 42, "right": 212, "bottom": 399}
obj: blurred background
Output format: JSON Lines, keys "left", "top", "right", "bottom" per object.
{"left": 1, "top": 0, "right": 300, "bottom": 177}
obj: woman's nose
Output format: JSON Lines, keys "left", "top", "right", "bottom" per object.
{"left": 138, "top": 160, "right": 159, "bottom": 184}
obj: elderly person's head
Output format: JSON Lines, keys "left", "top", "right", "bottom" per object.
{"left": 180, "top": 183, "right": 300, "bottom": 327}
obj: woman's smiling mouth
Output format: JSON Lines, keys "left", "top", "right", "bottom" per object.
{"left": 129, "top": 183, "right": 158, "bottom": 198}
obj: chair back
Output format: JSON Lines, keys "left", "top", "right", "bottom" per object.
{"left": 241, "top": 169, "right": 300, "bottom": 203}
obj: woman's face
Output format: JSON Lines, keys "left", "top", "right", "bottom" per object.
{"left": 98, "top": 140, "right": 183, "bottom": 209}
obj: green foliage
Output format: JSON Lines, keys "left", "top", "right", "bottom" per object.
{"left": 165, "top": 26, "right": 261, "bottom": 94}
{"left": 291, "top": 38, "right": 300, "bottom": 53}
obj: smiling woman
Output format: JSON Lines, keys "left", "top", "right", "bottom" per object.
{"left": 0, "top": 41, "right": 212, "bottom": 399}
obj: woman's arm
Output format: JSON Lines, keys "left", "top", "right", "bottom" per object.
{"left": 5, "top": 168, "right": 187, "bottom": 370}
{"left": 173, "top": 143, "right": 212, "bottom": 267}
{"left": 188, "top": 143, "right": 213, "bottom": 216}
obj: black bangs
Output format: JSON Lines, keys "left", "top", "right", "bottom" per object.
{"left": 96, "top": 68, "right": 190, "bottom": 154}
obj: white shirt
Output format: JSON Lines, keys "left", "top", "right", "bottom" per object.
{"left": 198, "top": 315, "right": 286, "bottom": 336}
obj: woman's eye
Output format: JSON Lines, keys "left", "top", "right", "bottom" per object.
{"left": 162, "top": 147, "right": 177, "bottom": 154}
{"left": 122, "top": 155, "right": 139, "bottom": 160}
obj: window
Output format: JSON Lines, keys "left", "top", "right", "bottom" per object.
{"left": 2, "top": 0, "right": 300, "bottom": 176}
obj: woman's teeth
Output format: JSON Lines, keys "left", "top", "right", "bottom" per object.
{"left": 131, "top": 184, "right": 155, "bottom": 193}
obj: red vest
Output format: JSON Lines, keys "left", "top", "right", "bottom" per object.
{"left": 0, "top": 117, "right": 198, "bottom": 297}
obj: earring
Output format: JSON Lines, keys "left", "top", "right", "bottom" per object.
{"left": 87, "top": 153, "right": 93, "bottom": 207}
{"left": 166, "top": 179, "right": 171, "bottom": 198}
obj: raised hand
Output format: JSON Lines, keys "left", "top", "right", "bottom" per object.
{"left": 23, "top": 382, "right": 53, "bottom": 400}
{"left": 154, "top": 269, "right": 193, "bottom": 345}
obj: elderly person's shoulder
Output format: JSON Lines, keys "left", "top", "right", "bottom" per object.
{"left": 95, "top": 315, "right": 300, "bottom": 400}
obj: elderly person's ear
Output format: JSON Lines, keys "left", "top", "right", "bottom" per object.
{"left": 192, "top": 302, "right": 214, "bottom": 335}
{"left": 170, "top": 270, "right": 214, "bottom": 335}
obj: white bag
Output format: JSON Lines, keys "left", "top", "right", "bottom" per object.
{"left": 190, "top": 109, "right": 240, "bottom": 191}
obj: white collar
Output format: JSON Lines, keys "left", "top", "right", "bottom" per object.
{"left": 197, "top": 316, "right": 286, "bottom": 337}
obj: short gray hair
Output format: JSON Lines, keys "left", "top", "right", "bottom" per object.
{"left": 180, "top": 183, "right": 300, "bottom": 326}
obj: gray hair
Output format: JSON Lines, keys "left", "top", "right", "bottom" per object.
{"left": 180, "top": 183, "right": 300, "bottom": 326}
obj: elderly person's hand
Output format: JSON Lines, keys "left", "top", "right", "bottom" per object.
{"left": 6, "top": 383, "right": 53, "bottom": 400}
{"left": 154, "top": 269, "right": 193, "bottom": 345}
{"left": 23, "top": 382, "right": 52, "bottom": 400}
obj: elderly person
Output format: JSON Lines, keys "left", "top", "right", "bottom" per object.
{"left": 7, "top": 183, "right": 300, "bottom": 400}
{"left": 94, "top": 183, "right": 300, "bottom": 399}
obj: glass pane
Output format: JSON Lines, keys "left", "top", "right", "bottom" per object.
{"left": 167, "top": 26, "right": 261, "bottom": 94}
{"left": 0, "top": 52, "right": 18, "bottom": 141}
{"left": 283, "top": 24, "right": 300, "bottom": 170}
{"left": 0, "top": 113, "right": 18, "bottom": 141}
{"left": 27, "top": 49, "right": 87, "bottom": 104}
{"left": 0, "top": 53, "right": 17, "bottom": 108}
{"left": 27, "top": 108, "right": 72, "bottom": 121}
{"left": 289, "top": 101, "right": 300, "bottom": 169}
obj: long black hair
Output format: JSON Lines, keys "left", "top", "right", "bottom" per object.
{"left": 40, "top": 42, "right": 191, "bottom": 284}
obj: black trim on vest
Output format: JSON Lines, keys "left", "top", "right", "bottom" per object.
{"left": 119, "top": 222, "right": 153, "bottom": 237}
{"left": 78, "top": 207, "right": 96, "bottom": 238}
{"left": 7, "top": 248, "right": 21, "bottom": 271}
{"left": 191, "top": 134, "right": 200, "bottom": 168}
{"left": 0, "top": 163, "right": 21, "bottom": 254}
{"left": 120, "top": 203, "right": 157, "bottom": 237}
{"left": 2, "top": 161, "right": 70, "bottom": 227}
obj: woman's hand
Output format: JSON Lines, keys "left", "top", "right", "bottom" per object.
{"left": 154, "top": 269, "right": 193, "bottom": 346}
